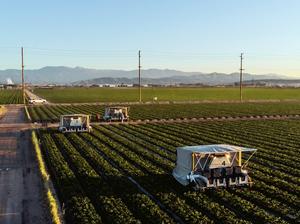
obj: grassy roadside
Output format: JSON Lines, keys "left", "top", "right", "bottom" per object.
{"left": 31, "top": 130, "right": 64, "bottom": 224}
{"left": 0, "top": 106, "right": 7, "bottom": 119}
{"left": 25, "top": 103, "right": 63, "bottom": 223}
{"left": 24, "top": 105, "right": 32, "bottom": 121}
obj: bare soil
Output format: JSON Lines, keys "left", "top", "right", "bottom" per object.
{"left": 0, "top": 105, "right": 50, "bottom": 224}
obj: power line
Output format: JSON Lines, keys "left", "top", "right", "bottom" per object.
{"left": 0, "top": 46, "right": 299, "bottom": 77}
{"left": 2, "top": 45, "right": 300, "bottom": 56}
{"left": 23, "top": 52, "right": 137, "bottom": 58}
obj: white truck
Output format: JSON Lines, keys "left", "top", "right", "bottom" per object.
{"left": 28, "top": 98, "right": 47, "bottom": 104}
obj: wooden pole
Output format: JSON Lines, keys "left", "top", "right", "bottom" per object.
{"left": 239, "top": 53, "right": 244, "bottom": 102}
{"left": 21, "top": 47, "right": 25, "bottom": 104}
{"left": 138, "top": 50, "right": 141, "bottom": 102}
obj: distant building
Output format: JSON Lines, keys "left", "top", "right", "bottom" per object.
{"left": 103, "top": 84, "right": 116, "bottom": 87}
{"left": 132, "top": 84, "right": 149, "bottom": 87}
{"left": 117, "top": 83, "right": 134, "bottom": 87}
{"left": 3, "top": 84, "right": 17, "bottom": 89}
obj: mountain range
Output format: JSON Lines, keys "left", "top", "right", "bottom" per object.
{"left": 0, "top": 66, "right": 293, "bottom": 85}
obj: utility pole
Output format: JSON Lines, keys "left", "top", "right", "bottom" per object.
{"left": 239, "top": 53, "right": 244, "bottom": 102}
{"left": 138, "top": 50, "right": 142, "bottom": 102}
{"left": 21, "top": 47, "right": 25, "bottom": 105}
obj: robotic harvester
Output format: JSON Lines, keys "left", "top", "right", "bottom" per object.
{"left": 173, "top": 144, "right": 257, "bottom": 190}
{"left": 103, "top": 106, "right": 129, "bottom": 122}
{"left": 58, "top": 114, "right": 92, "bottom": 133}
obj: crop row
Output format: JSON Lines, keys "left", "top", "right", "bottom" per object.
{"left": 39, "top": 119, "right": 300, "bottom": 223}
{"left": 129, "top": 122, "right": 300, "bottom": 217}
{"left": 39, "top": 133, "right": 102, "bottom": 224}
{"left": 92, "top": 123, "right": 297, "bottom": 223}
{"left": 66, "top": 133, "right": 176, "bottom": 224}
{"left": 81, "top": 128, "right": 251, "bottom": 224}
{"left": 52, "top": 132, "right": 140, "bottom": 224}
{"left": 105, "top": 121, "right": 299, "bottom": 221}
{"left": 28, "top": 102, "right": 300, "bottom": 122}
{"left": 0, "top": 89, "right": 23, "bottom": 104}
{"left": 139, "top": 122, "right": 300, "bottom": 199}
{"left": 101, "top": 122, "right": 299, "bottom": 222}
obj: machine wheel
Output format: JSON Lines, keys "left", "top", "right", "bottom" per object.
{"left": 193, "top": 178, "right": 206, "bottom": 191}
{"left": 248, "top": 176, "right": 253, "bottom": 188}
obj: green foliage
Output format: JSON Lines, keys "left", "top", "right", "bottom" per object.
{"left": 39, "top": 119, "right": 300, "bottom": 224}
{"left": 0, "top": 89, "right": 22, "bottom": 104}
{"left": 34, "top": 87, "right": 300, "bottom": 103}
{"left": 28, "top": 101, "right": 300, "bottom": 122}
{"left": 40, "top": 133, "right": 102, "bottom": 224}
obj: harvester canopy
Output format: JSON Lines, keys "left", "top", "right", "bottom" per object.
{"left": 173, "top": 144, "right": 257, "bottom": 187}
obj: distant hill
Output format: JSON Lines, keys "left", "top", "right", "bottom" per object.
{"left": 243, "top": 79, "right": 300, "bottom": 87}
{"left": 0, "top": 66, "right": 290, "bottom": 85}
{"left": 72, "top": 72, "right": 288, "bottom": 86}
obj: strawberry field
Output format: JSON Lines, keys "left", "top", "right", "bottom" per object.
{"left": 33, "top": 87, "right": 300, "bottom": 103}
{"left": 38, "top": 119, "right": 300, "bottom": 224}
{"left": 28, "top": 102, "right": 300, "bottom": 122}
{"left": 0, "top": 89, "right": 23, "bottom": 104}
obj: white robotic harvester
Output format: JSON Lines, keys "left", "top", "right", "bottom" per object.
{"left": 59, "top": 114, "right": 92, "bottom": 133}
{"left": 103, "top": 106, "right": 129, "bottom": 122}
{"left": 172, "top": 144, "right": 257, "bottom": 190}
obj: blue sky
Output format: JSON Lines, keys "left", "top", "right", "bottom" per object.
{"left": 0, "top": 0, "right": 300, "bottom": 77}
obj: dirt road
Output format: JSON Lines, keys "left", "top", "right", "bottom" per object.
{"left": 25, "top": 90, "right": 48, "bottom": 103}
{"left": 0, "top": 105, "right": 49, "bottom": 224}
